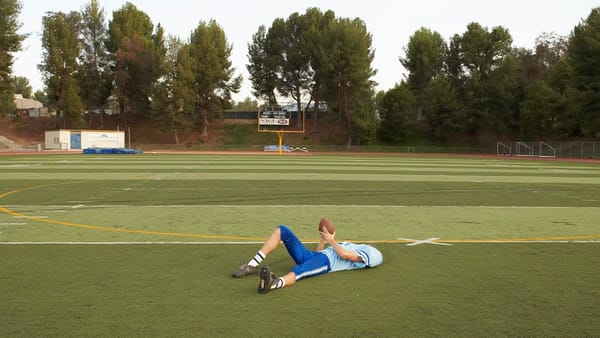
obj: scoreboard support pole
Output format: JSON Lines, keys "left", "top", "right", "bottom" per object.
{"left": 276, "top": 131, "right": 284, "bottom": 155}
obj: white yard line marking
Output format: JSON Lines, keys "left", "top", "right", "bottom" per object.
{"left": 4, "top": 205, "right": 600, "bottom": 209}
{"left": 397, "top": 237, "right": 452, "bottom": 246}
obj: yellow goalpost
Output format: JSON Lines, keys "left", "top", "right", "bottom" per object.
{"left": 257, "top": 105, "right": 305, "bottom": 155}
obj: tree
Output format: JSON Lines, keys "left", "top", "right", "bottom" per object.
{"left": 106, "top": 2, "right": 154, "bottom": 54}
{"left": 248, "top": 8, "right": 335, "bottom": 130}
{"left": 400, "top": 28, "right": 449, "bottom": 137}
{"left": 171, "top": 43, "right": 196, "bottom": 121}
{"left": 233, "top": 97, "right": 259, "bottom": 110}
{"left": 33, "top": 90, "right": 48, "bottom": 106}
{"left": 401, "top": 28, "right": 447, "bottom": 94}
{"left": 39, "top": 11, "right": 84, "bottom": 127}
{"left": 377, "top": 82, "right": 416, "bottom": 143}
{"left": 534, "top": 32, "right": 568, "bottom": 80}
{"left": 262, "top": 13, "right": 316, "bottom": 127}
{"left": 11, "top": 76, "right": 31, "bottom": 98}
{"left": 520, "top": 81, "right": 564, "bottom": 139}
{"left": 151, "top": 36, "right": 195, "bottom": 144}
{"left": 447, "top": 23, "right": 515, "bottom": 135}
{"left": 321, "top": 17, "right": 377, "bottom": 146}
{"left": 421, "top": 76, "right": 462, "bottom": 139}
{"left": 351, "top": 93, "right": 379, "bottom": 145}
{"left": 302, "top": 8, "right": 336, "bottom": 131}
{"left": 188, "top": 20, "right": 241, "bottom": 137}
{"left": 0, "top": 0, "right": 27, "bottom": 115}
{"left": 79, "top": 0, "right": 111, "bottom": 118}
{"left": 457, "top": 23, "right": 512, "bottom": 78}
{"left": 513, "top": 33, "right": 568, "bottom": 93}
{"left": 548, "top": 57, "right": 574, "bottom": 94}
{"left": 247, "top": 25, "right": 278, "bottom": 104}
{"left": 512, "top": 33, "right": 570, "bottom": 139}
{"left": 113, "top": 34, "right": 162, "bottom": 125}
{"left": 568, "top": 7, "right": 600, "bottom": 139}
{"left": 107, "top": 2, "right": 164, "bottom": 127}
{"left": 483, "top": 54, "right": 520, "bottom": 133}
{"left": 543, "top": 57, "right": 585, "bottom": 136}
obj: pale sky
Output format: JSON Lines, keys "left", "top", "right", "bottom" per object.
{"left": 12, "top": 0, "right": 599, "bottom": 101}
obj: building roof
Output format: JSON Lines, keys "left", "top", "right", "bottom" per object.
{"left": 14, "top": 94, "right": 43, "bottom": 109}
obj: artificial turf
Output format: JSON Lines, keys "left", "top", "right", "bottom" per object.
{"left": 0, "top": 243, "right": 598, "bottom": 337}
{"left": 1, "top": 153, "right": 599, "bottom": 336}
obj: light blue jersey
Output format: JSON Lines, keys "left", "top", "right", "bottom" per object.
{"left": 320, "top": 242, "right": 383, "bottom": 272}
{"left": 277, "top": 225, "right": 383, "bottom": 281}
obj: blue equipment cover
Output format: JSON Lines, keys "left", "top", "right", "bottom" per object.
{"left": 83, "top": 148, "right": 143, "bottom": 154}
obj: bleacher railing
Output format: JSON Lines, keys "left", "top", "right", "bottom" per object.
{"left": 496, "top": 141, "right": 599, "bottom": 159}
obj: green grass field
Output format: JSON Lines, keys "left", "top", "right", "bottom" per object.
{"left": 1, "top": 153, "right": 599, "bottom": 337}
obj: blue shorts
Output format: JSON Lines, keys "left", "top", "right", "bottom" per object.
{"left": 279, "top": 225, "right": 330, "bottom": 280}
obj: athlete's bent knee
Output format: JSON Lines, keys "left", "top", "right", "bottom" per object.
{"left": 278, "top": 225, "right": 291, "bottom": 240}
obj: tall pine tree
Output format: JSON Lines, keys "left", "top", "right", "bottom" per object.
{"left": 0, "top": 0, "right": 27, "bottom": 115}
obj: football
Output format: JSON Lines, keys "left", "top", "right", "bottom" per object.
{"left": 318, "top": 218, "right": 336, "bottom": 234}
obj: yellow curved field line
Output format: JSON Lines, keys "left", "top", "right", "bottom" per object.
{"left": 1, "top": 183, "right": 599, "bottom": 243}
{"left": 0, "top": 183, "right": 265, "bottom": 241}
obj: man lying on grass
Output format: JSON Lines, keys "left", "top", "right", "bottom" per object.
{"left": 232, "top": 218, "right": 383, "bottom": 294}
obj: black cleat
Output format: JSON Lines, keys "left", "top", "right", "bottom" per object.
{"left": 231, "top": 263, "right": 258, "bottom": 278}
{"left": 258, "top": 265, "right": 278, "bottom": 294}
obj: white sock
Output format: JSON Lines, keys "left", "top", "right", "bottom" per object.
{"left": 248, "top": 250, "right": 265, "bottom": 267}
{"left": 271, "top": 277, "right": 285, "bottom": 290}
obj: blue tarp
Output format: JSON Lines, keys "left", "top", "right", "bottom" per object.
{"left": 83, "top": 148, "right": 143, "bottom": 154}
{"left": 263, "top": 145, "right": 290, "bottom": 152}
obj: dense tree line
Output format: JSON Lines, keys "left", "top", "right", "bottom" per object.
{"left": 34, "top": 0, "right": 240, "bottom": 140}
{"left": 1, "top": 1, "right": 599, "bottom": 144}
{"left": 382, "top": 9, "right": 600, "bottom": 142}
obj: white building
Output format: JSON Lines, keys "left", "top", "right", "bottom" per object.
{"left": 45, "top": 130, "right": 125, "bottom": 150}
